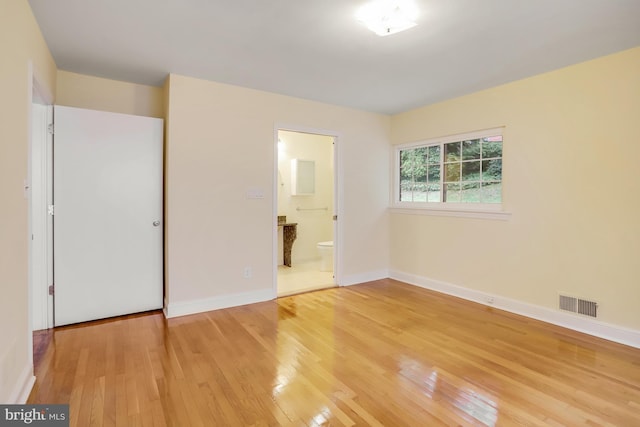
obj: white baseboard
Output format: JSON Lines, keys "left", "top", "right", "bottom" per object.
{"left": 164, "top": 289, "right": 274, "bottom": 319}
{"left": 390, "top": 270, "right": 640, "bottom": 349}
{"left": 7, "top": 362, "right": 35, "bottom": 404}
{"left": 341, "top": 269, "right": 389, "bottom": 287}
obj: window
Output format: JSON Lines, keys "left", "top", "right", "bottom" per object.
{"left": 395, "top": 128, "right": 504, "bottom": 210}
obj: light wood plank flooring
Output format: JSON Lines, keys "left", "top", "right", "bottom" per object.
{"left": 29, "top": 279, "right": 640, "bottom": 426}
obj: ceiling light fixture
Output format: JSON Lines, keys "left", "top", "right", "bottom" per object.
{"left": 357, "top": 0, "right": 418, "bottom": 37}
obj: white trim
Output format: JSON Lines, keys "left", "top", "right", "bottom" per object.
{"left": 397, "top": 126, "right": 505, "bottom": 149}
{"left": 333, "top": 134, "right": 343, "bottom": 284}
{"left": 8, "top": 362, "right": 35, "bottom": 404}
{"left": 164, "top": 289, "right": 274, "bottom": 319}
{"left": 390, "top": 206, "right": 511, "bottom": 221}
{"left": 30, "top": 103, "right": 53, "bottom": 331}
{"left": 389, "top": 270, "right": 640, "bottom": 349}
{"left": 273, "top": 124, "right": 344, "bottom": 293}
{"left": 272, "top": 127, "right": 279, "bottom": 298}
{"left": 45, "top": 105, "right": 54, "bottom": 328}
{"left": 23, "top": 62, "right": 52, "bottom": 407}
{"left": 29, "top": 62, "right": 55, "bottom": 334}
{"left": 341, "top": 270, "right": 390, "bottom": 287}
{"left": 31, "top": 66, "right": 54, "bottom": 106}
{"left": 392, "top": 126, "right": 505, "bottom": 212}
{"left": 275, "top": 123, "right": 340, "bottom": 139}
{"left": 163, "top": 297, "right": 169, "bottom": 318}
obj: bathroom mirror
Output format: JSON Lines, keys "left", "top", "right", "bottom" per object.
{"left": 291, "top": 159, "right": 315, "bottom": 195}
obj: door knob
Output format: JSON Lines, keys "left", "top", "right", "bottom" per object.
{"left": 153, "top": 220, "right": 160, "bottom": 227}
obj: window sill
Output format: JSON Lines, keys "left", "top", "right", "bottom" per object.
{"left": 389, "top": 204, "right": 511, "bottom": 221}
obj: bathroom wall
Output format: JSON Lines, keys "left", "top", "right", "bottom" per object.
{"left": 278, "top": 130, "right": 334, "bottom": 263}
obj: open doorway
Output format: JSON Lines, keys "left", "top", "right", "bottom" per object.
{"left": 29, "top": 81, "right": 54, "bottom": 333}
{"left": 29, "top": 72, "right": 55, "bottom": 371}
{"left": 275, "top": 129, "right": 337, "bottom": 296}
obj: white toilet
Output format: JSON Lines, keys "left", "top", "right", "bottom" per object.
{"left": 317, "top": 241, "right": 333, "bottom": 272}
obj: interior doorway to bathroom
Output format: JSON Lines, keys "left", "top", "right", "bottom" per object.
{"left": 275, "top": 128, "right": 337, "bottom": 296}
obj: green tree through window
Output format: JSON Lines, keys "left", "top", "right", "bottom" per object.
{"left": 399, "top": 134, "right": 502, "bottom": 204}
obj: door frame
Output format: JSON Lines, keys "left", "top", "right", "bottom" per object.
{"left": 29, "top": 64, "right": 54, "bottom": 333}
{"left": 272, "top": 124, "right": 343, "bottom": 297}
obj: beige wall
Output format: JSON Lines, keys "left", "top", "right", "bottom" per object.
{"left": 5, "top": 3, "right": 636, "bottom": 405}
{"left": 0, "top": 0, "right": 56, "bottom": 403}
{"left": 56, "top": 70, "right": 164, "bottom": 118}
{"left": 390, "top": 47, "right": 640, "bottom": 330}
{"left": 165, "top": 74, "right": 390, "bottom": 307}
{"left": 277, "top": 130, "right": 334, "bottom": 263}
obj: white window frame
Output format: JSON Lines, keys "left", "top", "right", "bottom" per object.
{"left": 391, "top": 127, "right": 511, "bottom": 220}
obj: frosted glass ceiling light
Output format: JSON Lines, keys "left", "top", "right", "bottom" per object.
{"left": 357, "top": 0, "right": 418, "bottom": 36}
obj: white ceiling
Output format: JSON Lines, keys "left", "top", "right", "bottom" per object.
{"left": 28, "top": 0, "right": 640, "bottom": 114}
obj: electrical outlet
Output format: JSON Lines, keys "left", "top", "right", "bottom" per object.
{"left": 243, "top": 267, "right": 252, "bottom": 279}
{"left": 487, "top": 297, "right": 495, "bottom": 305}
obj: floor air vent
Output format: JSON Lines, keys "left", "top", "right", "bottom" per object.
{"left": 559, "top": 294, "right": 598, "bottom": 318}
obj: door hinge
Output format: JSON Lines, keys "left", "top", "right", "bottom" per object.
{"left": 47, "top": 123, "right": 54, "bottom": 135}
{"left": 48, "top": 285, "right": 54, "bottom": 296}
{"left": 333, "top": 215, "right": 338, "bottom": 221}
{"left": 48, "top": 205, "right": 54, "bottom": 215}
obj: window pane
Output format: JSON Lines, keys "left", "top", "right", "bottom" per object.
{"left": 416, "top": 146, "right": 427, "bottom": 163}
{"left": 427, "top": 145, "right": 440, "bottom": 164}
{"left": 482, "top": 137, "right": 502, "bottom": 159}
{"left": 445, "top": 163, "right": 460, "bottom": 182}
{"left": 398, "top": 134, "right": 503, "bottom": 205}
{"left": 427, "top": 183, "right": 440, "bottom": 202}
{"left": 461, "top": 161, "right": 481, "bottom": 182}
{"left": 461, "top": 183, "right": 481, "bottom": 203}
{"left": 413, "top": 169, "right": 427, "bottom": 202}
{"left": 400, "top": 179, "right": 413, "bottom": 201}
{"left": 443, "top": 183, "right": 461, "bottom": 202}
{"left": 482, "top": 159, "right": 502, "bottom": 181}
{"left": 427, "top": 165, "right": 440, "bottom": 182}
{"left": 400, "top": 148, "right": 426, "bottom": 181}
{"left": 462, "top": 139, "right": 481, "bottom": 160}
{"left": 444, "top": 142, "right": 460, "bottom": 162}
{"left": 411, "top": 190, "right": 427, "bottom": 201}
{"left": 399, "top": 150, "right": 410, "bottom": 181}
{"left": 482, "top": 182, "right": 502, "bottom": 203}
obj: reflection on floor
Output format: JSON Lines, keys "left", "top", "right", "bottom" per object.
{"left": 277, "top": 259, "right": 335, "bottom": 297}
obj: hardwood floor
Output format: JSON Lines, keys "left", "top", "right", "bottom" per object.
{"left": 29, "top": 279, "right": 640, "bottom": 426}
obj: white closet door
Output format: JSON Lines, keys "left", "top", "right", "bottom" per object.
{"left": 53, "top": 106, "right": 163, "bottom": 326}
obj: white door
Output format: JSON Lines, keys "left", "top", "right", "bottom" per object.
{"left": 53, "top": 106, "right": 163, "bottom": 326}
